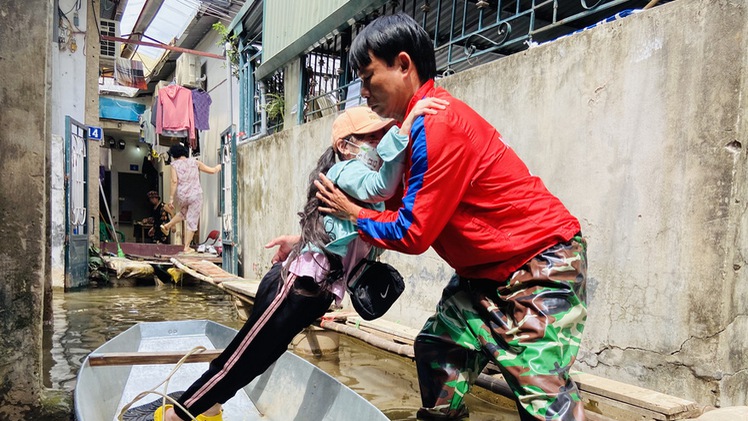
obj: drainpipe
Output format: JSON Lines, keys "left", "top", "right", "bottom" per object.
{"left": 226, "top": 42, "right": 234, "bottom": 138}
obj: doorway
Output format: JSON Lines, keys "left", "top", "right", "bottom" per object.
{"left": 118, "top": 172, "right": 154, "bottom": 242}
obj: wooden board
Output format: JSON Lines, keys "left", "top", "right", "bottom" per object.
{"left": 172, "top": 258, "right": 243, "bottom": 284}
{"left": 345, "top": 317, "right": 420, "bottom": 345}
{"left": 88, "top": 349, "right": 224, "bottom": 366}
{"left": 572, "top": 372, "right": 700, "bottom": 419}
{"left": 221, "top": 279, "right": 261, "bottom": 298}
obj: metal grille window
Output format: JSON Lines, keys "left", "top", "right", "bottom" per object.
{"left": 303, "top": 52, "right": 345, "bottom": 122}
{"left": 299, "top": 0, "right": 674, "bottom": 116}
{"left": 264, "top": 70, "right": 285, "bottom": 134}
{"left": 238, "top": 40, "right": 261, "bottom": 138}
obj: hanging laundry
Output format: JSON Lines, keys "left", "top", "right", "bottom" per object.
{"left": 139, "top": 108, "right": 156, "bottom": 145}
{"left": 191, "top": 89, "right": 212, "bottom": 131}
{"left": 156, "top": 84, "right": 195, "bottom": 141}
{"left": 151, "top": 96, "right": 158, "bottom": 127}
{"left": 162, "top": 129, "right": 189, "bottom": 138}
{"left": 114, "top": 58, "right": 148, "bottom": 90}
{"left": 191, "top": 129, "right": 201, "bottom": 155}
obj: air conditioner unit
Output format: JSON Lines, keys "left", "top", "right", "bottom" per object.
{"left": 100, "top": 18, "right": 120, "bottom": 65}
{"left": 176, "top": 53, "right": 202, "bottom": 88}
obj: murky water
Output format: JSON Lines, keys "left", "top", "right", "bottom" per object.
{"left": 44, "top": 283, "right": 518, "bottom": 420}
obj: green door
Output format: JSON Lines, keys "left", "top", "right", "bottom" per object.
{"left": 64, "top": 116, "right": 89, "bottom": 288}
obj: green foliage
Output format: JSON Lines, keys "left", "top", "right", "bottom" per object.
{"left": 265, "top": 93, "right": 285, "bottom": 127}
{"left": 212, "top": 22, "right": 240, "bottom": 77}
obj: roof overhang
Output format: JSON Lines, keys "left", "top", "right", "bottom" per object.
{"left": 255, "top": 0, "right": 387, "bottom": 81}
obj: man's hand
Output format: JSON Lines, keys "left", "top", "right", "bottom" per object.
{"left": 264, "top": 235, "right": 301, "bottom": 264}
{"left": 314, "top": 173, "right": 363, "bottom": 223}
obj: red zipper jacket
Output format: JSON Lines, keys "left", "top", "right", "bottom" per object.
{"left": 356, "top": 80, "right": 581, "bottom": 282}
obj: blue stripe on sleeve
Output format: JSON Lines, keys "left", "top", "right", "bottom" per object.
{"left": 359, "top": 115, "right": 428, "bottom": 240}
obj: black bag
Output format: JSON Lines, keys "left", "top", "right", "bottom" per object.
{"left": 347, "top": 259, "right": 405, "bottom": 321}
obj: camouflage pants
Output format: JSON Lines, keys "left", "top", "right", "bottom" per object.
{"left": 414, "top": 235, "right": 587, "bottom": 420}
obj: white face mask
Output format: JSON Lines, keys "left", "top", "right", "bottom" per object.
{"left": 345, "top": 139, "right": 383, "bottom": 171}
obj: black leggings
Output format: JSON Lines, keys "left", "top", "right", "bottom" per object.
{"left": 174, "top": 263, "right": 333, "bottom": 420}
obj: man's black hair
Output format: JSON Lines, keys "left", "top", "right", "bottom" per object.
{"left": 349, "top": 13, "right": 437, "bottom": 83}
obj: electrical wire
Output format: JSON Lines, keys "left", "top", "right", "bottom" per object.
{"left": 62, "top": 0, "right": 83, "bottom": 16}
{"left": 91, "top": 0, "right": 101, "bottom": 42}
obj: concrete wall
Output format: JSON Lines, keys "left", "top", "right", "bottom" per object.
{"left": 0, "top": 0, "right": 50, "bottom": 417}
{"left": 236, "top": 0, "right": 748, "bottom": 407}
{"left": 49, "top": 0, "right": 90, "bottom": 288}
{"left": 437, "top": 0, "right": 748, "bottom": 407}
{"left": 191, "top": 30, "right": 240, "bottom": 241}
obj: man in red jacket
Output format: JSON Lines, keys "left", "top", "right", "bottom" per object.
{"left": 302, "top": 13, "right": 587, "bottom": 421}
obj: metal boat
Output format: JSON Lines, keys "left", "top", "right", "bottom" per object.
{"left": 75, "top": 320, "right": 389, "bottom": 421}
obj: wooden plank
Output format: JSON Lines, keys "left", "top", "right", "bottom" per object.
{"left": 221, "top": 280, "right": 261, "bottom": 298}
{"left": 320, "top": 311, "right": 359, "bottom": 322}
{"left": 172, "top": 258, "right": 242, "bottom": 283}
{"left": 88, "top": 349, "right": 224, "bottom": 366}
{"left": 346, "top": 317, "right": 420, "bottom": 343}
{"left": 170, "top": 258, "right": 217, "bottom": 285}
{"left": 572, "top": 372, "right": 700, "bottom": 417}
{"left": 581, "top": 389, "right": 667, "bottom": 421}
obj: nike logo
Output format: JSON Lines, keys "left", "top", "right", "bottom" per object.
{"left": 380, "top": 285, "right": 390, "bottom": 298}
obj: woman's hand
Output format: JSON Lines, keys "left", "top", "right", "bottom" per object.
{"left": 264, "top": 234, "right": 301, "bottom": 264}
{"left": 400, "top": 97, "right": 449, "bottom": 136}
{"left": 314, "top": 173, "right": 362, "bottom": 223}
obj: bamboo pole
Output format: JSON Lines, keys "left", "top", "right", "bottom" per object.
{"left": 101, "top": 35, "right": 225, "bottom": 60}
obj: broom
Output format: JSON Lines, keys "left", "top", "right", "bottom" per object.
{"left": 99, "top": 180, "right": 125, "bottom": 258}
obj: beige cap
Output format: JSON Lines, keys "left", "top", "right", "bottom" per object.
{"left": 331, "top": 106, "right": 395, "bottom": 145}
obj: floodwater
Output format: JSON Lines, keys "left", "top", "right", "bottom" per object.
{"left": 43, "top": 283, "right": 518, "bottom": 420}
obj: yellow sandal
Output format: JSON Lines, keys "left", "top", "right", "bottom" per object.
{"left": 154, "top": 404, "right": 223, "bottom": 421}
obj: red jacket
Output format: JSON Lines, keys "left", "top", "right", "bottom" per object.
{"left": 357, "top": 80, "right": 580, "bottom": 282}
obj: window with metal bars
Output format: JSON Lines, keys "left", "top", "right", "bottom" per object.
{"left": 295, "top": 0, "right": 674, "bottom": 120}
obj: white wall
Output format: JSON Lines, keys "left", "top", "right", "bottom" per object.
{"left": 189, "top": 29, "right": 240, "bottom": 242}
{"left": 50, "top": 0, "right": 89, "bottom": 288}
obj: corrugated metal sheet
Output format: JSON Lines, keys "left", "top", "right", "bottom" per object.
{"left": 263, "top": 0, "right": 350, "bottom": 63}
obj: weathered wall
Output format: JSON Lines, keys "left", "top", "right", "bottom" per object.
{"left": 0, "top": 0, "right": 50, "bottom": 418}
{"left": 191, "top": 29, "right": 240, "bottom": 240}
{"left": 50, "top": 0, "right": 89, "bottom": 289}
{"left": 439, "top": 0, "right": 748, "bottom": 407}
{"left": 236, "top": 0, "right": 748, "bottom": 407}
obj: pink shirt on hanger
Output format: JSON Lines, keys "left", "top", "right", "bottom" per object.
{"left": 156, "top": 84, "right": 195, "bottom": 140}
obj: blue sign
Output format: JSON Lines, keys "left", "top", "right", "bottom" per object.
{"left": 130, "top": 164, "right": 139, "bottom": 172}
{"left": 88, "top": 126, "right": 103, "bottom": 141}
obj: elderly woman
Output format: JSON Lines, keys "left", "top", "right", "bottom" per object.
{"left": 160, "top": 144, "right": 221, "bottom": 253}
{"left": 146, "top": 190, "right": 172, "bottom": 244}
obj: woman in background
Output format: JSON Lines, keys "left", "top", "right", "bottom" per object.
{"left": 160, "top": 143, "right": 220, "bottom": 253}
{"left": 146, "top": 190, "right": 172, "bottom": 244}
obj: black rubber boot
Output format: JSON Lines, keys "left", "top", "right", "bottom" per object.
{"left": 416, "top": 405, "right": 470, "bottom": 420}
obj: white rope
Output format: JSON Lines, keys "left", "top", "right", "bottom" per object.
{"left": 117, "top": 346, "right": 208, "bottom": 421}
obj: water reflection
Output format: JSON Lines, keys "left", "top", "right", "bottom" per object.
{"left": 45, "top": 284, "right": 517, "bottom": 420}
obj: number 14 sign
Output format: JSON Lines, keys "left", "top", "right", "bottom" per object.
{"left": 87, "top": 126, "right": 103, "bottom": 141}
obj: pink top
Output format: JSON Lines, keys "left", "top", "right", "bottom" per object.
{"left": 171, "top": 158, "right": 202, "bottom": 205}
{"left": 283, "top": 237, "right": 373, "bottom": 306}
{"left": 285, "top": 252, "right": 347, "bottom": 305}
{"left": 157, "top": 85, "right": 195, "bottom": 140}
